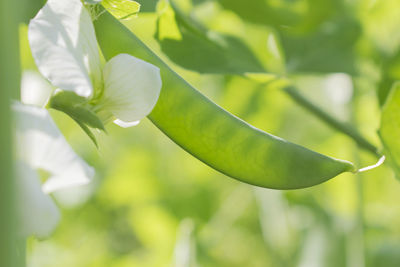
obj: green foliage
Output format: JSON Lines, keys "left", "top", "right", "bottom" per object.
{"left": 21, "top": 0, "right": 400, "bottom": 266}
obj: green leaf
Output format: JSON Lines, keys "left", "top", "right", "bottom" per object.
{"left": 212, "top": 0, "right": 360, "bottom": 74}
{"left": 94, "top": 10, "right": 355, "bottom": 189}
{"left": 154, "top": 0, "right": 357, "bottom": 75}
{"left": 217, "top": 0, "right": 303, "bottom": 28}
{"left": 379, "top": 82, "right": 400, "bottom": 179}
{"left": 49, "top": 91, "right": 105, "bottom": 131}
{"left": 377, "top": 51, "right": 400, "bottom": 106}
{"left": 281, "top": 16, "right": 360, "bottom": 74}
{"left": 154, "top": 0, "right": 265, "bottom": 74}
{"left": 102, "top": 0, "right": 141, "bottom": 20}
{"left": 135, "top": 0, "right": 158, "bottom": 12}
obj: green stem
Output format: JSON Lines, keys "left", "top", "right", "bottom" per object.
{"left": 283, "top": 86, "right": 380, "bottom": 158}
{"left": 17, "top": 239, "right": 26, "bottom": 267}
{"left": 0, "top": 0, "right": 23, "bottom": 266}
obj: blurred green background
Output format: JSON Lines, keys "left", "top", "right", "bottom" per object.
{"left": 21, "top": 0, "right": 400, "bottom": 266}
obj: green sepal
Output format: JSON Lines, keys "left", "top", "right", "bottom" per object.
{"left": 49, "top": 91, "right": 105, "bottom": 131}
{"left": 72, "top": 118, "right": 99, "bottom": 148}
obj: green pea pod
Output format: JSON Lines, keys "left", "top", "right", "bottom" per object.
{"left": 94, "top": 12, "right": 355, "bottom": 189}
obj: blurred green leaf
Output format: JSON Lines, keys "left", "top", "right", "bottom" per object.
{"left": 378, "top": 52, "right": 400, "bottom": 106}
{"left": 217, "top": 0, "right": 344, "bottom": 33}
{"left": 212, "top": 0, "right": 360, "bottom": 74}
{"left": 359, "top": 0, "right": 400, "bottom": 57}
{"left": 135, "top": 0, "right": 158, "bottom": 12}
{"left": 155, "top": 0, "right": 265, "bottom": 74}
{"left": 218, "top": 0, "right": 302, "bottom": 29}
{"left": 281, "top": 16, "right": 360, "bottom": 74}
{"left": 380, "top": 82, "right": 400, "bottom": 179}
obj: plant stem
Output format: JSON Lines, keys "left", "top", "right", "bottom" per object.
{"left": 0, "top": 0, "right": 22, "bottom": 266}
{"left": 17, "top": 239, "right": 26, "bottom": 267}
{"left": 283, "top": 86, "right": 380, "bottom": 158}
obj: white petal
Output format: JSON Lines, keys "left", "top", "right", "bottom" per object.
{"left": 28, "top": 0, "right": 102, "bottom": 97}
{"left": 21, "top": 71, "right": 53, "bottom": 107}
{"left": 15, "top": 161, "right": 60, "bottom": 239}
{"left": 113, "top": 119, "right": 140, "bottom": 128}
{"left": 13, "top": 103, "right": 94, "bottom": 194}
{"left": 102, "top": 54, "right": 161, "bottom": 123}
{"left": 52, "top": 183, "right": 94, "bottom": 208}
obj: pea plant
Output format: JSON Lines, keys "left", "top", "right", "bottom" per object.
{"left": 1, "top": 0, "right": 399, "bottom": 266}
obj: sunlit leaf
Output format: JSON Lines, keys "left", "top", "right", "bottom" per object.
{"left": 102, "top": 0, "right": 141, "bottom": 20}
{"left": 72, "top": 118, "right": 99, "bottom": 148}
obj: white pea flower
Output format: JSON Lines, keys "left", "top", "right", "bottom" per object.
{"left": 28, "top": 0, "right": 161, "bottom": 128}
{"left": 14, "top": 102, "right": 94, "bottom": 238}
{"left": 21, "top": 70, "right": 54, "bottom": 107}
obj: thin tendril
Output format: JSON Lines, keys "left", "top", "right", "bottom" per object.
{"left": 357, "top": 156, "right": 386, "bottom": 173}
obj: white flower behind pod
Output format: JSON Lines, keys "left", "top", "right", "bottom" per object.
{"left": 28, "top": 0, "right": 162, "bottom": 128}
{"left": 14, "top": 103, "right": 94, "bottom": 238}
{"left": 21, "top": 71, "right": 54, "bottom": 107}
{"left": 15, "top": 161, "right": 60, "bottom": 239}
